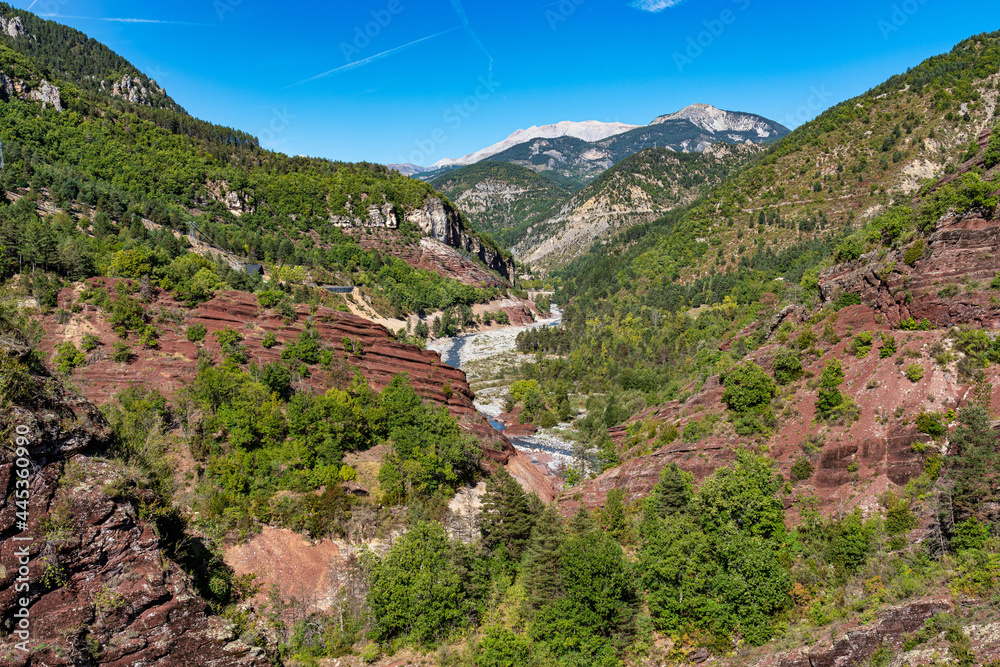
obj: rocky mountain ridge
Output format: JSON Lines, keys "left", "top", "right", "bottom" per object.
{"left": 431, "top": 119, "right": 641, "bottom": 169}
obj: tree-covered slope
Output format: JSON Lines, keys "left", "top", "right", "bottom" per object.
{"left": 0, "top": 5, "right": 515, "bottom": 321}
{"left": 558, "top": 31, "right": 1000, "bottom": 309}
{"left": 430, "top": 161, "right": 572, "bottom": 247}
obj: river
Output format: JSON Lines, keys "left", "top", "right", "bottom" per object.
{"left": 427, "top": 310, "right": 577, "bottom": 469}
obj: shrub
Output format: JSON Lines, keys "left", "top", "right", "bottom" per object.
{"left": 915, "top": 411, "right": 946, "bottom": 437}
{"left": 834, "top": 292, "right": 862, "bottom": 310}
{"left": 261, "top": 332, "right": 278, "bottom": 349}
{"left": 852, "top": 331, "right": 874, "bottom": 358}
{"left": 906, "top": 364, "right": 925, "bottom": 382}
{"left": 880, "top": 334, "right": 898, "bottom": 358}
{"left": 111, "top": 341, "right": 133, "bottom": 363}
{"left": 790, "top": 457, "right": 814, "bottom": 481}
{"left": 721, "top": 362, "right": 777, "bottom": 435}
{"left": 537, "top": 410, "right": 559, "bottom": 428}
{"left": 53, "top": 342, "right": 85, "bottom": 374}
{"left": 937, "top": 284, "right": 960, "bottom": 298}
{"left": 257, "top": 290, "right": 285, "bottom": 308}
{"left": 772, "top": 349, "right": 803, "bottom": 385}
{"left": 985, "top": 124, "right": 1000, "bottom": 169}
{"left": 80, "top": 333, "right": 101, "bottom": 352}
{"left": 186, "top": 324, "right": 207, "bottom": 343}
{"left": 816, "top": 360, "right": 845, "bottom": 419}
{"left": 899, "top": 317, "right": 932, "bottom": 331}
{"left": 904, "top": 239, "right": 925, "bottom": 266}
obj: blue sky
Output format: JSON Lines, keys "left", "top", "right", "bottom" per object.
{"left": 11, "top": 0, "right": 1000, "bottom": 165}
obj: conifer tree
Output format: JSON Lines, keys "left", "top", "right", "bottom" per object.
{"left": 479, "top": 467, "right": 535, "bottom": 562}
{"left": 523, "top": 506, "right": 565, "bottom": 610}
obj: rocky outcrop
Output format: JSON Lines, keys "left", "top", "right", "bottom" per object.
{"left": 405, "top": 197, "right": 516, "bottom": 282}
{"left": 26, "top": 79, "right": 61, "bottom": 111}
{"left": 0, "top": 15, "right": 31, "bottom": 39}
{"left": 0, "top": 71, "right": 62, "bottom": 111}
{"left": 109, "top": 75, "right": 150, "bottom": 106}
{"left": 0, "top": 344, "right": 267, "bottom": 666}
{"left": 820, "top": 211, "right": 1000, "bottom": 328}
{"left": 778, "top": 601, "right": 951, "bottom": 667}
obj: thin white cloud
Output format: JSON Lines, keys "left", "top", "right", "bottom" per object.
{"left": 38, "top": 13, "right": 214, "bottom": 26}
{"left": 630, "top": 0, "right": 686, "bottom": 12}
{"left": 450, "top": 0, "right": 494, "bottom": 71}
{"left": 289, "top": 29, "right": 458, "bottom": 87}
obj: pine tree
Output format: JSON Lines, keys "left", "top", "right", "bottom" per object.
{"left": 645, "top": 463, "right": 694, "bottom": 523}
{"left": 479, "top": 467, "right": 535, "bottom": 562}
{"left": 523, "top": 506, "right": 565, "bottom": 610}
{"left": 947, "top": 402, "right": 1000, "bottom": 522}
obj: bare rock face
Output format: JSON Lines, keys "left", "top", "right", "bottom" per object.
{"left": 0, "top": 374, "right": 267, "bottom": 665}
{"left": 0, "top": 71, "right": 62, "bottom": 111}
{"left": 405, "top": 197, "right": 516, "bottom": 282}
{"left": 110, "top": 75, "right": 150, "bottom": 106}
{"left": 0, "top": 15, "right": 31, "bottom": 39}
{"left": 778, "top": 601, "right": 951, "bottom": 667}
{"left": 820, "top": 212, "right": 1000, "bottom": 328}
{"left": 26, "top": 79, "right": 62, "bottom": 111}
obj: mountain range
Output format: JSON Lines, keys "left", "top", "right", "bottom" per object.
{"left": 426, "top": 104, "right": 788, "bottom": 267}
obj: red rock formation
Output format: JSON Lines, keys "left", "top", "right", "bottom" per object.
{"left": 820, "top": 212, "right": 1000, "bottom": 328}
{"left": 39, "top": 285, "right": 556, "bottom": 501}
{"left": 558, "top": 303, "right": 998, "bottom": 518}
{"left": 0, "top": 365, "right": 266, "bottom": 666}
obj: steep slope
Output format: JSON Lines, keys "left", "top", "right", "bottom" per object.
{"left": 32, "top": 281, "right": 557, "bottom": 501}
{"left": 558, "top": 33, "right": 1000, "bottom": 305}
{"left": 430, "top": 161, "right": 572, "bottom": 247}
{"left": 516, "top": 142, "right": 765, "bottom": 270}
{"left": 0, "top": 4, "right": 517, "bottom": 324}
{"left": 0, "top": 338, "right": 268, "bottom": 666}
{"left": 545, "top": 31, "right": 1000, "bottom": 518}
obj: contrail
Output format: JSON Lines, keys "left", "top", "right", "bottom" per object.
{"left": 289, "top": 28, "right": 459, "bottom": 87}
{"left": 449, "top": 0, "right": 494, "bottom": 71}
{"left": 26, "top": 0, "right": 39, "bottom": 10}
{"left": 38, "top": 14, "right": 215, "bottom": 26}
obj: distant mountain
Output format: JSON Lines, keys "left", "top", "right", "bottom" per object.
{"left": 431, "top": 162, "right": 573, "bottom": 247}
{"left": 419, "top": 104, "right": 788, "bottom": 189}
{"left": 388, "top": 163, "right": 435, "bottom": 177}
{"left": 513, "top": 142, "right": 766, "bottom": 270}
{"left": 431, "top": 120, "right": 640, "bottom": 169}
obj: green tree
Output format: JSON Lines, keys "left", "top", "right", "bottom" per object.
{"left": 523, "top": 506, "right": 566, "bottom": 610}
{"left": 694, "top": 449, "right": 785, "bottom": 541}
{"left": 816, "top": 359, "right": 845, "bottom": 418}
{"left": 947, "top": 402, "right": 1000, "bottom": 523}
{"left": 721, "top": 362, "right": 777, "bottom": 434}
{"left": 367, "top": 522, "right": 475, "bottom": 645}
{"left": 479, "top": 467, "right": 535, "bottom": 563}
